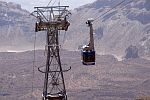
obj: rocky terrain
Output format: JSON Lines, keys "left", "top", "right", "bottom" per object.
{"left": 0, "top": 0, "right": 150, "bottom": 60}
{"left": 0, "top": 50, "right": 150, "bottom": 100}
{"left": 0, "top": 1, "right": 46, "bottom": 52}
{"left": 0, "top": 1, "right": 150, "bottom": 100}
{"left": 64, "top": 0, "right": 150, "bottom": 60}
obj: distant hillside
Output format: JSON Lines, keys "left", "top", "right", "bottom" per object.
{"left": 0, "top": 0, "right": 150, "bottom": 60}
{"left": 63, "top": 0, "right": 150, "bottom": 60}
{"left": 0, "top": 1, "right": 150, "bottom": 100}
{"left": 0, "top": 1, "right": 46, "bottom": 52}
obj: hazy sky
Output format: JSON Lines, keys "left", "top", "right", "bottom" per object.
{"left": 0, "top": 0, "right": 96, "bottom": 11}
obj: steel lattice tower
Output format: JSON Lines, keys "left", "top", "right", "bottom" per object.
{"left": 33, "top": 6, "right": 71, "bottom": 100}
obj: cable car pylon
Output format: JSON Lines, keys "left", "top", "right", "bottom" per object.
{"left": 33, "top": 5, "right": 71, "bottom": 100}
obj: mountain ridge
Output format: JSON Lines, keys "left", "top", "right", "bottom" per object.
{"left": 0, "top": 0, "right": 150, "bottom": 60}
{"left": 0, "top": 1, "right": 46, "bottom": 52}
{"left": 63, "top": 0, "right": 150, "bottom": 60}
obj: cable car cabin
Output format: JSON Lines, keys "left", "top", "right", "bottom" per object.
{"left": 81, "top": 18, "right": 95, "bottom": 65}
{"left": 81, "top": 46, "right": 95, "bottom": 65}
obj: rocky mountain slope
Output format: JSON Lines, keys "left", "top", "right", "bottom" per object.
{"left": 63, "top": 0, "right": 150, "bottom": 60}
{"left": 0, "top": 0, "right": 150, "bottom": 60}
{"left": 0, "top": 1, "right": 46, "bottom": 52}
{"left": 0, "top": 1, "right": 150, "bottom": 100}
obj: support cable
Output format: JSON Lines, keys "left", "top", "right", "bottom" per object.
{"left": 120, "top": 0, "right": 136, "bottom": 10}
{"left": 47, "top": 0, "right": 53, "bottom": 6}
{"left": 93, "top": 0, "right": 127, "bottom": 22}
{"left": 31, "top": 31, "right": 37, "bottom": 99}
{"left": 52, "top": 0, "right": 58, "bottom": 6}
{"left": 62, "top": 31, "right": 67, "bottom": 48}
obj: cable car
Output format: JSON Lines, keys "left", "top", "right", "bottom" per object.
{"left": 81, "top": 47, "right": 95, "bottom": 65}
{"left": 81, "top": 18, "right": 95, "bottom": 65}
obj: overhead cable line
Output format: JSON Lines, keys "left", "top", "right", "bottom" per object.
{"left": 47, "top": 0, "right": 53, "bottom": 6}
{"left": 93, "top": 0, "right": 128, "bottom": 22}
{"left": 52, "top": 0, "right": 58, "bottom": 6}
{"left": 31, "top": 30, "right": 37, "bottom": 99}
{"left": 120, "top": 0, "right": 135, "bottom": 10}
